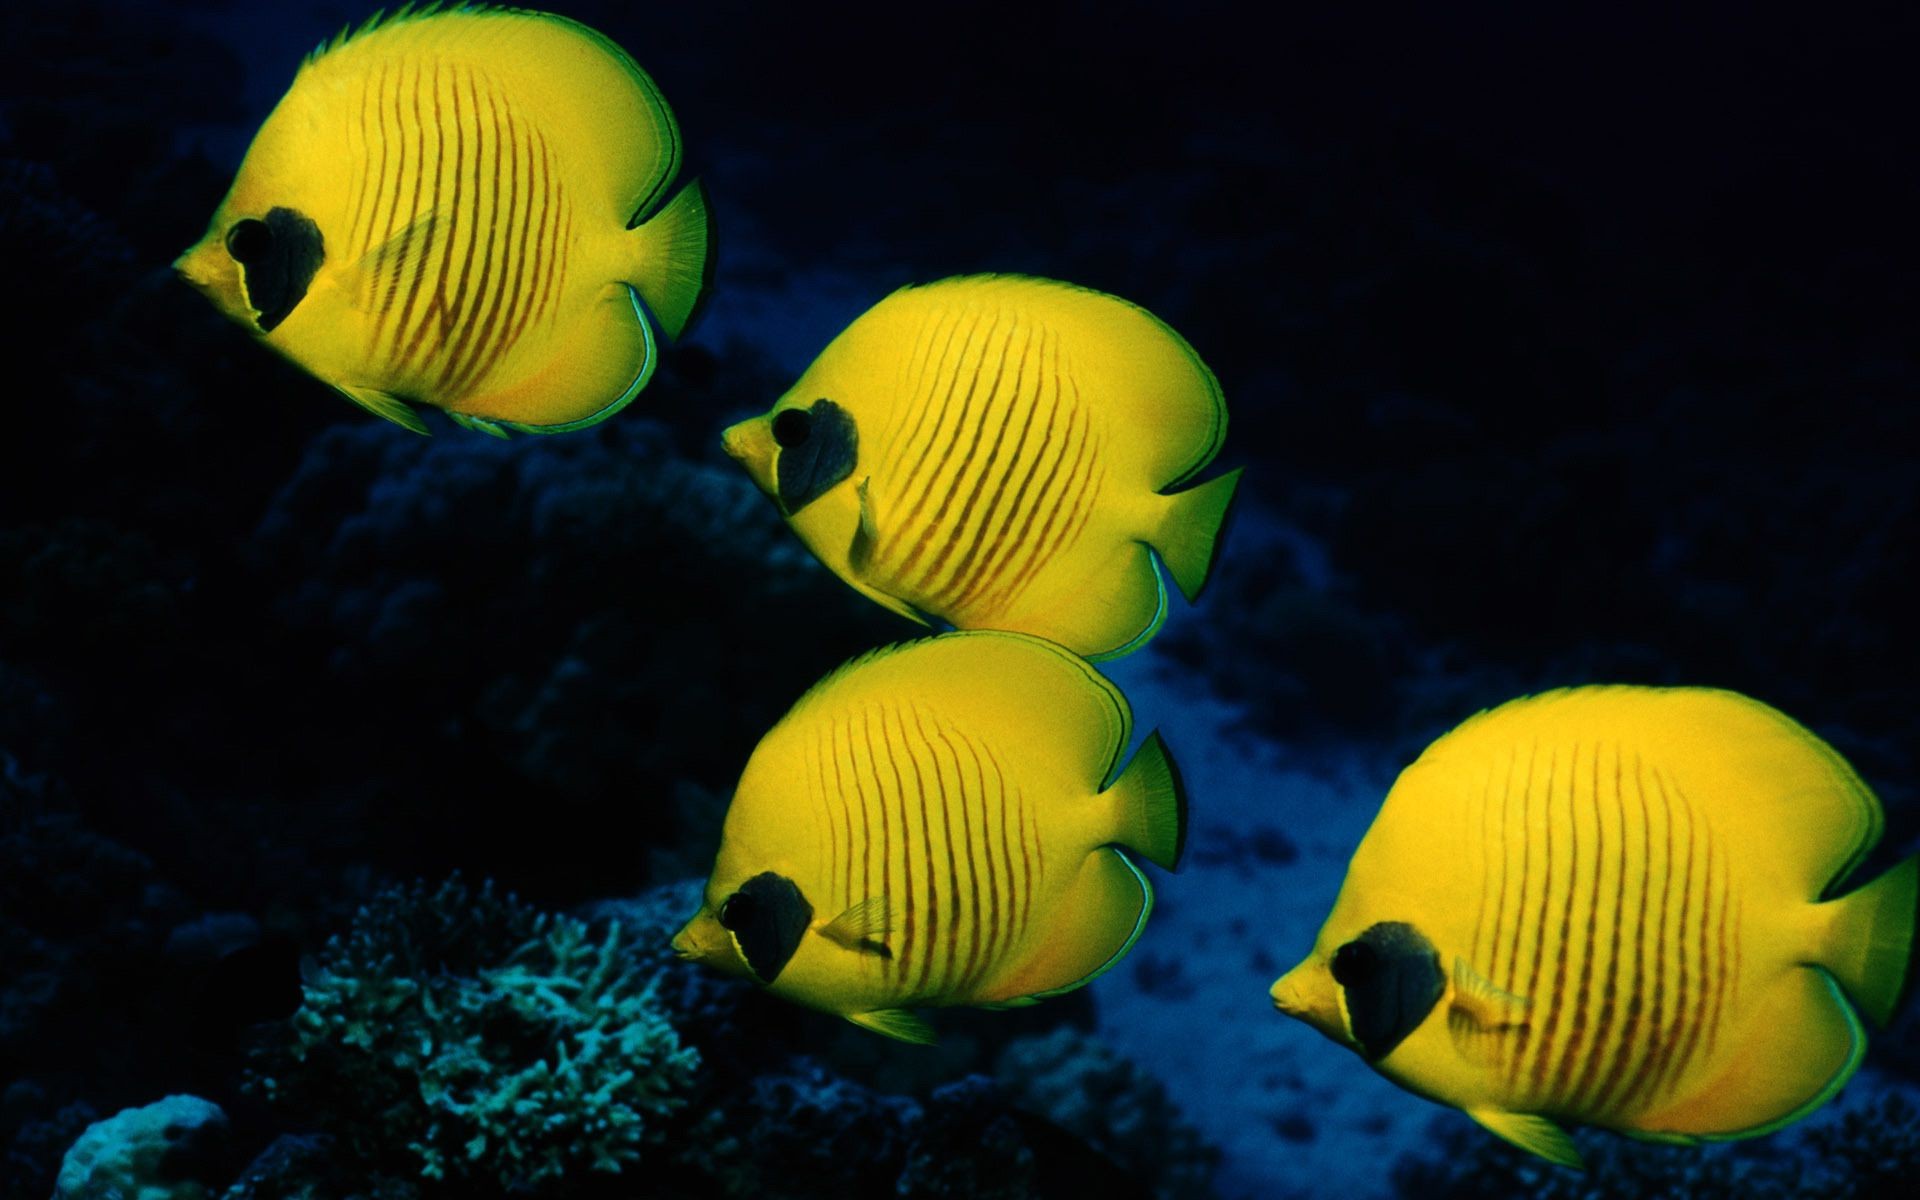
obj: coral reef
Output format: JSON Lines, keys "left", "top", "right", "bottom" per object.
{"left": 247, "top": 877, "right": 698, "bottom": 1196}
{"left": 53, "top": 1095, "right": 231, "bottom": 1200}
{"left": 995, "top": 1028, "right": 1219, "bottom": 1200}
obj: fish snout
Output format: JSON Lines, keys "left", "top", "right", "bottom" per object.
{"left": 1269, "top": 958, "right": 1348, "bottom": 1044}
{"left": 720, "top": 416, "right": 778, "bottom": 497}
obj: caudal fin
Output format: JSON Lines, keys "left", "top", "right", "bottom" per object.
{"left": 1154, "top": 468, "right": 1242, "bottom": 603}
{"left": 1102, "top": 730, "right": 1187, "bottom": 871}
{"left": 628, "top": 178, "right": 712, "bottom": 341}
{"left": 1823, "top": 853, "right": 1919, "bottom": 1028}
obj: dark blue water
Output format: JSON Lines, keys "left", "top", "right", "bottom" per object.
{"left": 4, "top": 2, "right": 1917, "bottom": 1197}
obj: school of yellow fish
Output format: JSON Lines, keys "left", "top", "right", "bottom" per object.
{"left": 175, "top": 3, "right": 1916, "bottom": 1176}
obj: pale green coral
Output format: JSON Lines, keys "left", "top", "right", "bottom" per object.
{"left": 248, "top": 877, "right": 697, "bottom": 1195}
{"left": 54, "top": 1095, "right": 228, "bottom": 1200}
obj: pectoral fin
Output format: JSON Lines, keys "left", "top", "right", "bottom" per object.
{"left": 820, "top": 896, "right": 894, "bottom": 958}
{"left": 1449, "top": 957, "right": 1532, "bottom": 1033}
{"left": 849, "top": 477, "right": 880, "bottom": 573}
{"left": 335, "top": 384, "right": 430, "bottom": 435}
{"left": 1466, "top": 1109, "right": 1583, "bottom": 1169}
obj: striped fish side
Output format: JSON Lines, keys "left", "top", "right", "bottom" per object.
{"left": 814, "top": 702, "right": 1033, "bottom": 1008}
{"left": 347, "top": 55, "right": 572, "bottom": 406}
{"left": 869, "top": 305, "right": 1108, "bottom": 625}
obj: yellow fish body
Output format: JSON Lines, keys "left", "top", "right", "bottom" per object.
{"left": 1270, "top": 686, "right": 1917, "bottom": 1167}
{"left": 174, "top": 5, "right": 711, "bottom": 436}
{"left": 720, "top": 276, "right": 1241, "bottom": 660}
{"left": 672, "top": 631, "right": 1187, "bottom": 1043}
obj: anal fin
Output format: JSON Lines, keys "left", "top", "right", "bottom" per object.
{"left": 1466, "top": 1109, "right": 1583, "bottom": 1169}
{"left": 335, "top": 384, "right": 429, "bottom": 435}
{"left": 984, "top": 848, "right": 1152, "bottom": 1004}
{"left": 847, "top": 1008, "right": 936, "bottom": 1045}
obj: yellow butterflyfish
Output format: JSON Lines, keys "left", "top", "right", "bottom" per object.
{"left": 1270, "top": 686, "right": 1917, "bottom": 1168}
{"left": 672, "top": 631, "right": 1187, "bottom": 1043}
{"left": 174, "top": 4, "right": 711, "bottom": 437}
{"left": 720, "top": 275, "right": 1241, "bottom": 660}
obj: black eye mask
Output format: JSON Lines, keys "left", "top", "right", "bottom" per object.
{"left": 773, "top": 398, "right": 858, "bottom": 515}
{"left": 718, "top": 872, "right": 813, "bottom": 984}
{"left": 1331, "top": 921, "right": 1444, "bottom": 1061}
{"left": 228, "top": 206, "right": 324, "bottom": 333}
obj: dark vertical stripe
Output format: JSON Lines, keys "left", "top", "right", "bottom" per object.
{"left": 1649, "top": 771, "right": 1698, "bottom": 1101}
{"left": 346, "top": 69, "right": 378, "bottom": 250}
{"left": 1569, "top": 743, "right": 1629, "bottom": 1111}
{"left": 948, "top": 327, "right": 1061, "bottom": 612}
{"left": 917, "top": 710, "right": 964, "bottom": 994}
{"left": 944, "top": 730, "right": 986, "bottom": 991}
{"left": 898, "top": 315, "right": 1005, "bottom": 576}
{"left": 357, "top": 62, "right": 394, "bottom": 257}
{"left": 918, "top": 322, "right": 1036, "bottom": 599}
{"left": 1592, "top": 751, "right": 1655, "bottom": 1114}
{"left": 1489, "top": 745, "right": 1516, "bottom": 993}
{"left": 456, "top": 100, "right": 540, "bottom": 397}
{"left": 439, "top": 82, "right": 507, "bottom": 386}
{"left": 400, "top": 62, "right": 466, "bottom": 366}
{"left": 371, "top": 60, "right": 421, "bottom": 341}
{"left": 1472, "top": 758, "right": 1495, "bottom": 969}
{"left": 392, "top": 60, "right": 447, "bottom": 368}
{"left": 1511, "top": 744, "right": 1556, "bottom": 1091}
{"left": 993, "top": 745, "right": 1018, "bottom": 960}
{"left": 1617, "top": 763, "right": 1678, "bottom": 1111}
{"left": 813, "top": 731, "right": 838, "bottom": 912}
{"left": 898, "top": 707, "right": 941, "bottom": 998}
{"left": 1026, "top": 408, "right": 1102, "bottom": 573}
{"left": 975, "top": 742, "right": 1010, "bottom": 987}
{"left": 879, "top": 706, "right": 915, "bottom": 990}
{"left": 891, "top": 307, "right": 970, "bottom": 493}
{"left": 1558, "top": 743, "right": 1605, "bottom": 1104}
{"left": 445, "top": 98, "right": 523, "bottom": 396}
{"left": 842, "top": 719, "right": 872, "bottom": 939}
{"left": 859, "top": 708, "right": 893, "bottom": 981}
{"left": 1706, "top": 837, "right": 1734, "bottom": 1061}
{"left": 1501, "top": 741, "right": 1538, "bottom": 997}
{"left": 983, "top": 395, "right": 1092, "bottom": 615}
{"left": 1530, "top": 745, "right": 1577, "bottom": 1097}
{"left": 527, "top": 131, "right": 563, "bottom": 327}
{"left": 1662, "top": 784, "right": 1714, "bottom": 1096}
{"left": 1016, "top": 785, "right": 1034, "bottom": 941}
{"left": 434, "top": 70, "right": 485, "bottom": 367}
{"left": 894, "top": 310, "right": 985, "bottom": 530}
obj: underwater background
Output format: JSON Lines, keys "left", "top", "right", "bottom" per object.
{"left": 3, "top": 0, "right": 1917, "bottom": 1197}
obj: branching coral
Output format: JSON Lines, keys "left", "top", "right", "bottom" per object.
{"left": 247, "top": 876, "right": 698, "bottom": 1195}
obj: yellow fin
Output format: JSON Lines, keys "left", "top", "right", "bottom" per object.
{"left": 846, "top": 1008, "right": 936, "bottom": 1045}
{"left": 1153, "top": 467, "right": 1242, "bottom": 602}
{"left": 625, "top": 179, "right": 711, "bottom": 341}
{"left": 990, "top": 848, "right": 1151, "bottom": 1003}
{"left": 1465, "top": 1109, "right": 1583, "bottom": 1169}
{"left": 820, "top": 897, "right": 894, "bottom": 957}
{"left": 335, "top": 384, "right": 430, "bottom": 435}
{"left": 1821, "top": 852, "right": 1918, "bottom": 1029}
{"left": 1448, "top": 956, "right": 1532, "bottom": 1033}
{"left": 1100, "top": 730, "right": 1186, "bottom": 871}
{"left": 454, "top": 284, "right": 655, "bottom": 433}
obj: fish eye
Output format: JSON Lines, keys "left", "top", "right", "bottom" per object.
{"left": 772, "top": 406, "right": 814, "bottom": 448}
{"left": 1331, "top": 939, "right": 1379, "bottom": 987}
{"left": 718, "top": 894, "right": 752, "bottom": 931}
{"left": 225, "top": 218, "right": 274, "bottom": 264}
